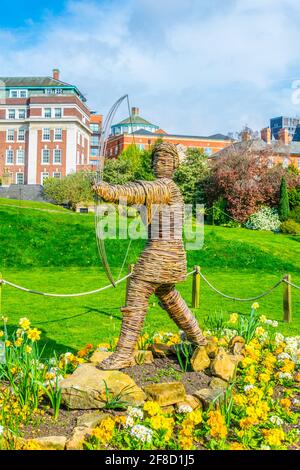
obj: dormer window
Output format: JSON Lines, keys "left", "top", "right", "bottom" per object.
{"left": 9, "top": 89, "right": 28, "bottom": 98}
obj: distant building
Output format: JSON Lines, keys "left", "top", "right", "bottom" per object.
{"left": 213, "top": 126, "right": 300, "bottom": 171}
{"left": 270, "top": 116, "right": 300, "bottom": 142}
{"left": 106, "top": 107, "right": 232, "bottom": 157}
{"left": 0, "top": 69, "right": 92, "bottom": 186}
{"left": 89, "top": 113, "right": 103, "bottom": 170}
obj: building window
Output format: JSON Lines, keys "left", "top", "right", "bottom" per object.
{"left": 16, "top": 149, "right": 25, "bottom": 165}
{"left": 91, "top": 148, "right": 98, "bottom": 156}
{"left": 41, "top": 172, "right": 49, "bottom": 185}
{"left": 138, "top": 144, "right": 145, "bottom": 150}
{"left": 18, "top": 109, "right": 26, "bottom": 119}
{"left": 54, "top": 128, "right": 62, "bottom": 140}
{"left": 6, "top": 129, "right": 15, "bottom": 142}
{"left": 205, "top": 147, "right": 213, "bottom": 155}
{"left": 298, "top": 158, "right": 300, "bottom": 169}
{"left": 283, "top": 158, "right": 289, "bottom": 169}
{"left": 44, "top": 108, "right": 52, "bottom": 118}
{"left": 42, "top": 149, "right": 50, "bottom": 164}
{"left": 90, "top": 124, "right": 99, "bottom": 132}
{"left": 42, "top": 128, "right": 51, "bottom": 141}
{"left": 18, "top": 129, "right": 25, "bottom": 141}
{"left": 81, "top": 154, "right": 84, "bottom": 165}
{"left": 16, "top": 172, "right": 24, "bottom": 184}
{"left": 6, "top": 149, "right": 14, "bottom": 164}
{"left": 91, "top": 136, "right": 99, "bottom": 146}
{"left": 8, "top": 109, "right": 16, "bottom": 119}
{"left": 53, "top": 172, "right": 61, "bottom": 179}
{"left": 54, "top": 108, "right": 62, "bottom": 118}
{"left": 54, "top": 149, "right": 62, "bottom": 164}
{"left": 9, "top": 90, "right": 28, "bottom": 98}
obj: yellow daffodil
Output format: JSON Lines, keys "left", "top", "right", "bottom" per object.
{"left": 251, "top": 302, "right": 259, "bottom": 310}
{"left": 27, "top": 328, "right": 41, "bottom": 342}
{"left": 19, "top": 317, "right": 30, "bottom": 331}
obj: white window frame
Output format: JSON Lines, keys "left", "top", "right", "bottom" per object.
{"left": 18, "top": 109, "right": 26, "bottom": 119}
{"left": 44, "top": 108, "right": 52, "bottom": 118}
{"left": 41, "top": 172, "right": 50, "bottom": 185}
{"left": 54, "top": 108, "right": 62, "bottom": 118}
{"left": 5, "top": 149, "right": 14, "bottom": 165}
{"left": 9, "top": 89, "right": 28, "bottom": 98}
{"left": 17, "top": 128, "right": 25, "bottom": 142}
{"left": 42, "top": 128, "right": 51, "bottom": 141}
{"left": 16, "top": 149, "right": 25, "bottom": 165}
{"left": 53, "top": 172, "right": 61, "bottom": 179}
{"left": 42, "top": 148, "right": 51, "bottom": 165}
{"left": 7, "top": 109, "right": 16, "bottom": 119}
{"left": 53, "top": 148, "right": 62, "bottom": 164}
{"left": 16, "top": 172, "right": 24, "bottom": 184}
{"left": 6, "top": 129, "right": 15, "bottom": 142}
{"left": 54, "top": 128, "right": 62, "bottom": 141}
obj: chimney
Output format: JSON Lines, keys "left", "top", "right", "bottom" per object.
{"left": 241, "top": 129, "right": 251, "bottom": 141}
{"left": 261, "top": 127, "right": 271, "bottom": 144}
{"left": 278, "top": 128, "right": 290, "bottom": 145}
{"left": 131, "top": 107, "right": 139, "bottom": 116}
{"left": 52, "top": 68, "right": 60, "bottom": 81}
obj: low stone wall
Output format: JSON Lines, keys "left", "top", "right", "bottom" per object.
{"left": 0, "top": 184, "right": 45, "bottom": 202}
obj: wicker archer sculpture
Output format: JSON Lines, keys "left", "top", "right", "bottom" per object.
{"left": 93, "top": 142, "right": 206, "bottom": 370}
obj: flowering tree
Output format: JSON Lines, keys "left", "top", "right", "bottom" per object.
{"left": 206, "top": 147, "right": 300, "bottom": 223}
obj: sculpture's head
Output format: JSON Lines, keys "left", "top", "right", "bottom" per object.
{"left": 151, "top": 142, "right": 180, "bottom": 178}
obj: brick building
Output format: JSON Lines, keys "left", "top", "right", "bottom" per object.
{"left": 106, "top": 107, "right": 233, "bottom": 158}
{"left": 213, "top": 126, "right": 300, "bottom": 171}
{"left": 0, "top": 69, "right": 92, "bottom": 186}
{"left": 89, "top": 113, "right": 103, "bottom": 170}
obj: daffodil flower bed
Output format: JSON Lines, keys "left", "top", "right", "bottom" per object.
{"left": 0, "top": 304, "right": 299, "bottom": 451}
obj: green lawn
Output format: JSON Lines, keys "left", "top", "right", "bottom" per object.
{"left": 0, "top": 199, "right": 300, "bottom": 356}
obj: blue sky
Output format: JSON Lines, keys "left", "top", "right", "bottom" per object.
{"left": 1, "top": 0, "right": 300, "bottom": 135}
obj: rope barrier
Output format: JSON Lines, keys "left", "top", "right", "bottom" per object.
{"left": 0, "top": 270, "right": 299, "bottom": 300}
{"left": 283, "top": 278, "right": 300, "bottom": 290}
{"left": 0, "top": 273, "right": 131, "bottom": 298}
{"left": 199, "top": 272, "right": 284, "bottom": 302}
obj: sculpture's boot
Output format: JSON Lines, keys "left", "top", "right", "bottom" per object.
{"left": 156, "top": 284, "right": 207, "bottom": 346}
{"left": 97, "top": 306, "right": 147, "bottom": 370}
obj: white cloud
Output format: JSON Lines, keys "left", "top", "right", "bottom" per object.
{"left": 1, "top": 0, "right": 300, "bottom": 134}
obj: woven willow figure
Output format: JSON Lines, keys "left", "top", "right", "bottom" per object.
{"left": 93, "top": 142, "right": 206, "bottom": 369}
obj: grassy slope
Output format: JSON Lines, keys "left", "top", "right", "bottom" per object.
{"left": 0, "top": 200, "right": 299, "bottom": 355}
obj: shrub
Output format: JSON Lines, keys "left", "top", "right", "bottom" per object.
{"left": 245, "top": 207, "right": 281, "bottom": 232}
{"left": 289, "top": 206, "right": 300, "bottom": 223}
{"left": 288, "top": 188, "right": 300, "bottom": 209}
{"left": 278, "top": 177, "right": 290, "bottom": 221}
{"left": 281, "top": 219, "right": 300, "bottom": 235}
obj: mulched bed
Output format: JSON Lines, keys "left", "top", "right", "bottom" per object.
{"left": 123, "top": 357, "right": 211, "bottom": 395}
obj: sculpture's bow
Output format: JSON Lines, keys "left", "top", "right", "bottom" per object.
{"left": 94, "top": 95, "right": 133, "bottom": 288}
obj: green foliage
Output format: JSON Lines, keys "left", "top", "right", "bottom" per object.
{"left": 174, "top": 341, "right": 194, "bottom": 372}
{"left": 43, "top": 171, "right": 94, "bottom": 209}
{"left": 213, "top": 384, "right": 235, "bottom": 427}
{"left": 281, "top": 219, "right": 300, "bottom": 235}
{"left": 174, "top": 148, "right": 210, "bottom": 206}
{"left": 235, "top": 306, "right": 261, "bottom": 343}
{"left": 103, "top": 145, "right": 154, "bottom": 184}
{"left": 211, "top": 198, "right": 230, "bottom": 225}
{"left": 39, "top": 376, "right": 62, "bottom": 421}
{"left": 278, "top": 177, "right": 290, "bottom": 222}
{"left": 102, "top": 381, "right": 133, "bottom": 410}
{"left": 204, "top": 312, "right": 226, "bottom": 338}
{"left": 289, "top": 206, "right": 300, "bottom": 223}
{"left": 288, "top": 188, "right": 300, "bottom": 209}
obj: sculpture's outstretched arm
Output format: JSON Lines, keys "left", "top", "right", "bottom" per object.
{"left": 93, "top": 180, "right": 171, "bottom": 206}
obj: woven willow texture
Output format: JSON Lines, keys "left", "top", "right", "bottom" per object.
{"left": 93, "top": 142, "right": 206, "bottom": 369}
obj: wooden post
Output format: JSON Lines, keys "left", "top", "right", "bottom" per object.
{"left": 192, "top": 266, "right": 201, "bottom": 308}
{"left": 283, "top": 274, "right": 292, "bottom": 323}
{"left": 125, "top": 264, "right": 134, "bottom": 305}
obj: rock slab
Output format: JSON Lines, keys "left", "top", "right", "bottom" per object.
{"left": 144, "top": 382, "right": 186, "bottom": 406}
{"left": 60, "top": 363, "right": 146, "bottom": 409}
{"left": 190, "top": 346, "right": 210, "bottom": 372}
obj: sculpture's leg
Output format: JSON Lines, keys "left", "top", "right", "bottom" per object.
{"left": 156, "top": 284, "right": 206, "bottom": 346}
{"left": 98, "top": 277, "right": 156, "bottom": 370}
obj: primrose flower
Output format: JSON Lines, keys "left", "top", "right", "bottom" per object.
{"left": 277, "top": 352, "right": 291, "bottom": 361}
{"left": 244, "top": 384, "right": 254, "bottom": 393}
{"left": 278, "top": 372, "right": 293, "bottom": 381}
{"left": 128, "top": 406, "right": 143, "bottom": 420}
{"left": 259, "top": 315, "right": 267, "bottom": 323}
{"left": 125, "top": 416, "right": 135, "bottom": 428}
{"left": 251, "top": 302, "right": 259, "bottom": 310}
{"left": 269, "top": 415, "right": 284, "bottom": 426}
{"left": 255, "top": 326, "right": 265, "bottom": 337}
{"left": 130, "top": 424, "right": 153, "bottom": 443}
{"left": 0, "top": 425, "right": 4, "bottom": 435}
{"left": 229, "top": 313, "right": 238, "bottom": 325}
{"left": 177, "top": 404, "right": 193, "bottom": 414}
{"left": 19, "top": 317, "right": 30, "bottom": 331}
